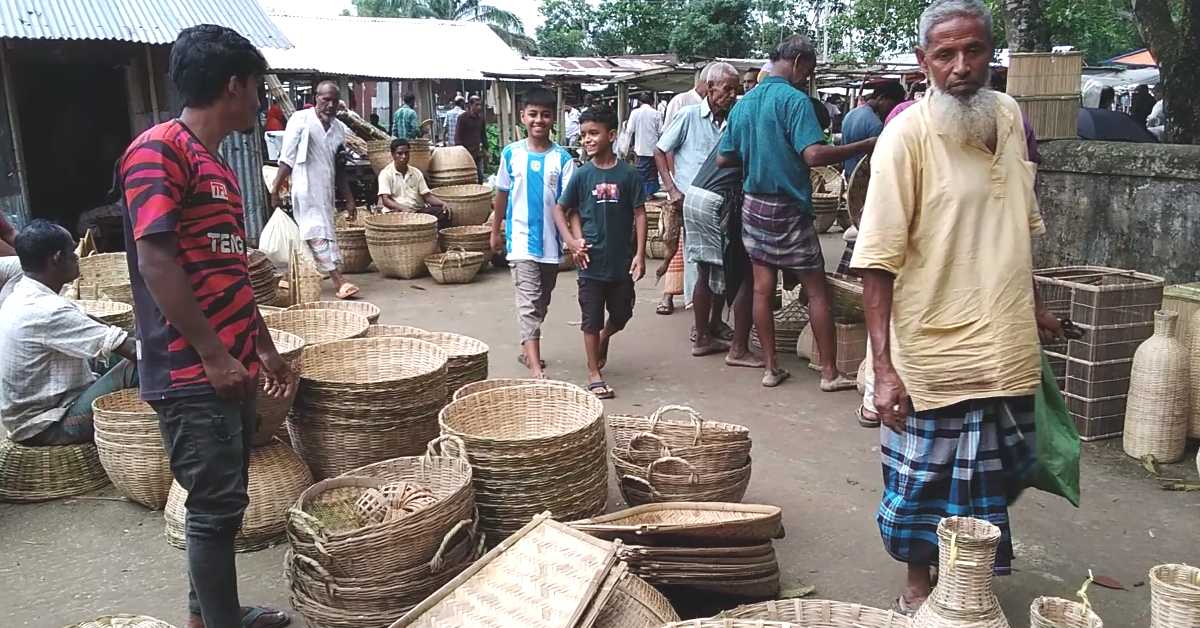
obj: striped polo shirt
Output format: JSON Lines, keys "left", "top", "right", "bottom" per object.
{"left": 495, "top": 140, "right": 576, "bottom": 264}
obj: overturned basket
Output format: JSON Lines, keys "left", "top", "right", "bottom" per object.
{"left": 0, "top": 438, "right": 110, "bottom": 502}
{"left": 425, "top": 249, "right": 486, "bottom": 284}
{"left": 262, "top": 308, "right": 369, "bottom": 346}
{"left": 285, "top": 300, "right": 381, "bottom": 324}
{"left": 91, "top": 389, "right": 173, "bottom": 509}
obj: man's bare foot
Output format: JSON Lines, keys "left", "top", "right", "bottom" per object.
{"left": 725, "top": 350, "right": 765, "bottom": 368}
{"left": 692, "top": 338, "right": 730, "bottom": 357}
{"left": 597, "top": 333, "right": 612, "bottom": 371}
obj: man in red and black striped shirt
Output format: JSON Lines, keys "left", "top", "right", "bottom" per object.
{"left": 119, "top": 25, "right": 294, "bottom": 628}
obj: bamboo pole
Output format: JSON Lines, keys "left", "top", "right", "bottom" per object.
{"left": 0, "top": 45, "right": 31, "bottom": 227}
{"left": 145, "top": 46, "right": 160, "bottom": 125}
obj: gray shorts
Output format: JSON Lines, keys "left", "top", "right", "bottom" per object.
{"left": 510, "top": 260, "right": 559, "bottom": 344}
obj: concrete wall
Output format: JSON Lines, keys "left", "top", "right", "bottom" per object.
{"left": 1035, "top": 140, "right": 1200, "bottom": 283}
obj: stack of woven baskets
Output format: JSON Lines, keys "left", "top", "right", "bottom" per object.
{"left": 289, "top": 337, "right": 449, "bottom": 479}
{"left": 438, "top": 225, "right": 491, "bottom": 254}
{"left": 810, "top": 166, "right": 844, "bottom": 234}
{"left": 427, "top": 147, "right": 479, "bottom": 188}
{"left": 0, "top": 438, "right": 109, "bottom": 503}
{"left": 286, "top": 438, "right": 479, "bottom": 627}
{"left": 425, "top": 248, "right": 487, "bottom": 284}
{"left": 438, "top": 380, "right": 608, "bottom": 544}
{"left": 366, "top": 213, "right": 440, "bottom": 279}
{"left": 335, "top": 227, "right": 372, "bottom": 274}
{"left": 77, "top": 252, "right": 132, "bottom": 304}
{"left": 364, "top": 326, "right": 488, "bottom": 402}
{"left": 609, "top": 405, "right": 752, "bottom": 506}
{"left": 91, "top": 389, "right": 173, "bottom": 509}
{"left": 248, "top": 249, "right": 281, "bottom": 305}
{"left": 432, "top": 184, "right": 492, "bottom": 227}
{"left": 75, "top": 299, "right": 134, "bottom": 334}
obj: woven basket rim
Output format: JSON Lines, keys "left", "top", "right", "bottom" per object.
{"left": 73, "top": 299, "right": 133, "bottom": 316}
{"left": 92, "top": 388, "right": 155, "bottom": 419}
{"left": 430, "top": 183, "right": 493, "bottom": 197}
{"left": 285, "top": 300, "right": 382, "bottom": 319}
{"left": 261, "top": 309, "right": 370, "bottom": 344}
{"left": 439, "top": 382, "right": 604, "bottom": 443}
{"left": 1150, "top": 563, "right": 1200, "bottom": 596}
{"left": 299, "top": 337, "right": 448, "bottom": 385}
{"left": 374, "top": 329, "right": 489, "bottom": 358}
{"left": 366, "top": 213, "right": 439, "bottom": 228}
{"left": 439, "top": 225, "right": 492, "bottom": 236}
{"left": 266, "top": 327, "right": 306, "bottom": 356}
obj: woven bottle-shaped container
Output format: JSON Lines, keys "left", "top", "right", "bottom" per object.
{"left": 1188, "top": 308, "right": 1200, "bottom": 439}
{"left": 1149, "top": 564, "right": 1200, "bottom": 628}
{"left": 1030, "top": 596, "right": 1103, "bottom": 628}
{"left": 912, "top": 517, "right": 1010, "bottom": 628}
{"left": 1123, "top": 310, "right": 1190, "bottom": 464}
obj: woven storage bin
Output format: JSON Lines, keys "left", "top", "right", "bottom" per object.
{"left": 366, "top": 213, "right": 439, "bottom": 279}
{"left": 425, "top": 250, "right": 486, "bottom": 284}
{"left": 1008, "top": 51, "right": 1084, "bottom": 96}
{"left": 75, "top": 299, "right": 134, "bottom": 334}
{"left": 335, "top": 227, "right": 372, "bottom": 273}
{"left": 368, "top": 329, "right": 489, "bottom": 403}
{"left": 365, "top": 324, "right": 428, "bottom": 338}
{"left": 262, "top": 309, "right": 369, "bottom": 347}
{"left": 618, "top": 430, "right": 751, "bottom": 471}
{"left": 1123, "top": 311, "right": 1189, "bottom": 463}
{"left": 0, "top": 438, "right": 109, "bottom": 502}
{"left": 438, "top": 225, "right": 491, "bottom": 253}
{"left": 289, "top": 337, "right": 449, "bottom": 479}
{"left": 439, "top": 382, "right": 608, "bottom": 542}
{"left": 609, "top": 405, "right": 751, "bottom": 452}
{"left": 616, "top": 455, "right": 751, "bottom": 506}
{"left": 1035, "top": 266, "right": 1164, "bottom": 327}
{"left": 251, "top": 329, "right": 306, "bottom": 446}
{"left": 648, "top": 235, "right": 668, "bottom": 259}
{"left": 287, "top": 438, "right": 475, "bottom": 580}
{"left": 1150, "top": 564, "right": 1200, "bottom": 628}
{"left": 432, "top": 184, "right": 493, "bottom": 226}
{"left": 427, "top": 146, "right": 480, "bottom": 188}
{"left": 1190, "top": 308, "right": 1200, "bottom": 439}
{"left": 806, "top": 320, "right": 869, "bottom": 376}
{"left": 165, "top": 438, "right": 313, "bottom": 551}
{"left": 571, "top": 502, "right": 783, "bottom": 545}
{"left": 912, "top": 517, "right": 1009, "bottom": 628}
{"left": 367, "top": 139, "right": 392, "bottom": 174}
{"left": 78, "top": 252, "right": 133, "bottom": 304}
{"left": 719, "top": 598, "right": 911, "bottom": 626}
{"left": 91, "top": 389, "right": 172, "bottom": 509}
{"left": 285, "top": 300, "right": 381, "bottom": 324}
{"left": 452, "top": 377, "right": 546, "bottom": 401}
{"left": 1029, "top": 597, "right": 1103, "bottom": 628}
{"left": 69, "top": 615, "right": 176, "bottom": 628}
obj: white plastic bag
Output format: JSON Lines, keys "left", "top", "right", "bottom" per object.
{"left": 259, "top": 209, "right": 311, "bottom": 271}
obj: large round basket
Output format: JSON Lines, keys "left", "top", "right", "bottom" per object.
{"left": 285, "top": 300, "right": 381, "bottom": 324}
{"left": 0, "top": 438, "right": 110, "bottom": 502}
{"left": 289, "top": 337, "right": 449, "bottom": 479}
{"left": 336, "top": 227, "right": 372, "bottom": 274}
{"left": 366, "top": 213, "right": 439, "bottom": 279}
{"left": 1150, "top": 564, "right": 1200, "bottom": 628}
{"left": 252, "top": 329, "right": 306, "bottom": 446}
{"left": 366, "top": 329, "right": 488, "bottom": 403}
{"left": 74, "top": 300, "right": 134, "bottom": 334}
{"left": 68, "top": 615, "right": 176, "bottom": 628}
{"left": 91, "top": 389, "right": 173, "bottom": 509}
{"left": 77, "top": 252, "right": 133, "bottom": 304}
{"left": 425, "top": 250, "right": 486, "bottom": 284}
{"left": 432, "top": 184, "right": 493, "bottom": 226}
{"left": 719, "top": 598, "right": 911, "bottom": 627}
{"left": 165, "top": 438, "right": 313, "bottom": 551}
{"left": 262, "top": 309, "right": 369, "bottom": 346}
{"left": 1030, "top": 597, "right": 1103, "bottom": 628}
{"left": 410, "top": 147, "right": 434, "bottom": 175}
{"left": 365, "top": 324, "right": 428, "bottom": 338}
{"left": 427, "top": 146, "right": 480, "bottom": 188}
{"left": 438, "top": 225, "right": 492, "bottom": 253}
{"left": 452, "top": 377, "right": 545, "bottom": 401}
{"left": 438, "top": 381, "right": 608, "bottom": 542}
{"left": 367, "top": 139, "right": 392, "bottom": 174}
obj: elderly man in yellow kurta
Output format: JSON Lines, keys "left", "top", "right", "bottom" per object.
{"left": 849, "top": 0, "right": 1063, "bottom": 616}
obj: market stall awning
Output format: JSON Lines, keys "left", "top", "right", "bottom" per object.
{"left": 262, "top": 13, "right": 532, "bottom": 81}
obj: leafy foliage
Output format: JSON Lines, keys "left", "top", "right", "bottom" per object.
{"left": 535, "top": 0, "right": 596, "bottom": 57}
{"left": 592, "top": 0, "right": 685, "bottom": 55}
{"left": 670, "top": 0, "right": 754, "bottom": 59}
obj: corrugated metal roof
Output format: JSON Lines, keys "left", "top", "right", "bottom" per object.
{"left": 262, "top": 13, "right": 531, "bottom": 81}
{"left": 0, "top": 0, "right": 290, "bottom": 48}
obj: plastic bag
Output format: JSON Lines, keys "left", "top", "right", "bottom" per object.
{"left": 259, "top": 209, "right": 308, "bottom": 271}
{"left": 1024, "top": 351, "right": 1082, "bottom": 506}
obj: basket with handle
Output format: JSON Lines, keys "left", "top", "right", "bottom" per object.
{"left": 285, "top": 300, "right": 381, "bottom": 324}
{"left": 608, "top": 405, "right": 751, "bottom": 451}
{"left": 250, "top": 328, "right": 306, "bottom": 446}
{"left": 431, "top": 184, "right": 493, "bottom": 226}
{"left": 618, "top": 431, "right": 751, "bottom": 473}
{"left": 425, "top": 248, "right": 486, "bottom": 284}
{"left": 617, "top": 455, "right": 751, "bottom": 506}
{"left": 262, "top": 309, "right": 369, "bottom": 347}
{"left": 0, "top": 438, "right": 110, "bottom": 503}
{"left": 1149, "top": 564, "right": 1200, "bottom": 628}
{"left": 91, "top": 389, "right": 173, "bottom": 509}
{"left": 1030, "top": 596, "right": 1103, "bottom": 628}
{"left": 718, "top": 598, "right": 911, "bottom": 627}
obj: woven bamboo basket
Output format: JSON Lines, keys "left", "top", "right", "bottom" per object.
{"left": 593, "top": 569, "right": 681, "bottom": 628}
{"left": 91, "top": 389, "right": 173, "bottom": 509}
{"left": 751, "top": 300, "right": 809, "bottom": 354}
{"left": 1189, "top": 308, "right": 1200, "bottom": 439}
{"left": 68, "top": 615, "right": 176, "bottom": 628}
{"left": 570, "top": 502, "right": 783, "bottom": 545}
{"left": 827, "top": 272, "right": 865, "bottom": 321}
{"left": 1029, "top": 597, "right": 1103, "bottom": 628}
{"left": 366, "top": 213, "right": 440, "bottom": 279}
{"left": 335, "top": 227, "right": 372, "bottom": 274}
{"left": 289, "top": 337, "right": 448, "bottom": 479}
{"left": 1123, "top": 311, "right": 1189, "bottom": 464}
{"left": 78, "top": 252, "right": 133, "bottom": 304}
{"left": 74, "top": 299, "right": 134, "bottom": 334}
{"left": 662, "top": 621, "right": 797, "bottom": 627}
{"left": 286, "top": 438, "right": 476, "bottom": 580}
{"left": 285, "top": 300, "right": 381, "bottom": 324}
{"left": 286, "top": 248, "right": 323, "bottom": 305}
{"left": 1008, "top": 51, "right": 1084, "bottom": 96}
{"left": 811, "top": 166, "right": 845, "bottom": 234}
{"left": 365, "top": 329, "right": 489, "bottom": 403}
{"left": 648, "top": 235, "right": 668, "bottom": 259}
{"left": 609, "top": 405, "right": 751, "bottom": 452}
{"left": 452, "top": 377, "right": 547, "bottom": 401}
{"left": 432, "top": 184, "right": 493, "bottom": 226}
{"left": 438, "top": 382, "right": 608, "bottom": 542}
{"left": 0, "top": 438, "right": 110, "bottom": 502}
{"left": 367, "top": 139, "right": 393, "bottom": 174}
{"left": 618, "top": 430, "right": 751, "bottom": 471}
{"left": 1149, "top": 564, "right": 1200, "bottom": 628}
{"left": 425, "top": 249, "right": 486, "bottom": 284}
{"left": 718, "top": 598, "right": 910, "bottom": 627}
{"left": 262, "top": 309, "right": 369, "bottom": 347}
{"left": 847, "top": 153, "right": 871, "bottom": 228}
{"left": 365, "top": 324, "right": 428, "bottom": 338}
{"left": 165, "top": 438, "right": 313, "bottom": 552}
{"left": 427, "top": 146, "right": 480, "bottom": 188}
{"left": 912, "top": 517, "right": 1010, "bottom": 628}
{"left": 438, "top": 225, "right": 492, "bottom": 253}
{"left": 616, "top": 455, "right": 751, "bottom": 506}
{"left": 250, "top": 329, "right": 306, "bottom": 446}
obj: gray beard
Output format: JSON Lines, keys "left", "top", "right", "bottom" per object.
{"left": 928, "top": 87, "right": 1000, "bottom": 147}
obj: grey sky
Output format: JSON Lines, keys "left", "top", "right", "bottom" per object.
{"left": 258, "top": 0, "right": 546, "bottom": 35}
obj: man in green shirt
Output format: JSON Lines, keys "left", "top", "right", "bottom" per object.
{"left": 391, "top": 94, "right": 420, "bottom": 139}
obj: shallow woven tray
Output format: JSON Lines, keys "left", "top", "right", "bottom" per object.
{"left": 285, "top": 300, "right": 381, "bottom": 324}
{"left": 718, "top": 598, "right": 911, "bottom": 627}
{"left": 664, "top": 618, "right": 794, "bottom": 627}
{"left": 569, "top": 502, "right": 783, "bottom": 545}
{"left": 68, "top": 615, "right": 176, "bottom": 628}
{"left": 592, "top": 567, "right": 680, "bottom": 627}
{"left": 262, "top": 309, "right": 369, "bottom": 346}
{"left": 0, "top": 438, "right": 110, "bottom": 502}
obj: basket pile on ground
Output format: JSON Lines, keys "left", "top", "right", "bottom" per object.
{"left": 0, "top": 438, "right": 110, "bottom": 502}
{"left": 438, "top": 380, "right": 607, "bottom": 543}
{"left": 572, "top": 501, "right": 784, "bottom": 600}
{"left": 91, "top": 389, "right": 173, "bottom": 509}
{"left": 438, "top": 225, "right": 491, "bottom": 254}
{"left": 253, "top": 329, "right": 306, "bottom": 445}
{"left": 248, "top": 249, "right": 280, "bottom": 305}
{"left": 366, "top": 213, "right": 440, "bottom": 279}
{"left": 262, "top": 309, "right": 369, "bottom": 347}
{"left": 289, "top": 337, "right": 448, "bottom": 480}
{"left": 74, "top": 299, "right": 134, "bottom": 334}
{"left": 427, "top": 146, "right": 479, "bottom": 188}
{"left": 335, "top": 227, "right": 372, "bottom": 273}
{"left": 912, "top": 517, "right": 1010, "bottom": 628}
{"left": 286, "top": 439, "right": 479, "bottom": 628}
{"left": 432, "top": 184, "right": 492, "bottom": 226}
{"left": 285, "top": 300, "right": 381, "bottom": 324}
{"left": 363, "top": 327, "right": 488, "bottom": 403}
{"left": 717, "top": 598, "right": 911, "bottom": 626}
{"left": 77, "top": 252, "right": 133, "bottom": 304}
{"left": 392, "top": 512, "right": 679, "bottom": 628}
{"left": 425, "top": 249, "right": 487, "bottom": 284}
{"left": 609, "top": 405, "right": 752, "bottom": 505}
{"left": 164, "top": 438, "right": 313, "bottom": 552}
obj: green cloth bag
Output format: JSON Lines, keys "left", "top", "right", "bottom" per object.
{"left": 1025, "top": 351, "right": 1081, "bottom": 507}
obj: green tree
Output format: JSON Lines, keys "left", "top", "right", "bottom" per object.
{"left": 1132, "top": 0, "right": 1199, "bottom": 143}
{"left": 352, "top": 0, "right": 535, "bottom": 53}
{"left": 536, "top": 0, "right": 595, "bottom": 57}
{"left": 748, "top": 0, "right": 813, "bottom": 57}
{"left": 592, "top": 0, "right": 684, "bottom": 56}
{"left": 670, "top": 0, "right": 753, "bottom": 59}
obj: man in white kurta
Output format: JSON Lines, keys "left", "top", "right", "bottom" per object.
{"left": 271, "top": 81, "right": 359, "bottom": 299}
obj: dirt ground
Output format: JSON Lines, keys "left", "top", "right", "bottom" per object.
{"left": 3, "top": 234, "right": 1198, "bottom": 627}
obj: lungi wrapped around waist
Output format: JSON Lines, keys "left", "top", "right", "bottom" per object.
{"left": 741, "top": 193, "right": 823, "bottom": 272}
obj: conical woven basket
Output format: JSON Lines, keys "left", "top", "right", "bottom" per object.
{"left": 251, "top": 329, "right": 306, "bottom": 446}
{"left": 165, "top": 438, "right": 313, "bottom": 551}
{"left": 0, "top": 438, "right": 110, "bottom": 502}
{"left": 91, "top": 389, "right": 172, "bottom": 509}
{"left": 1150, "top": 564, "right": 1200, "bottom": 628}
{"left": 912, "top": 517, "right": 1010, "bottom": 628}
{"left": 718, "top": 598, "right": 911, "bottom": 627}
{"left": 1030, "top": 596, "right": 1103, "bottom": 628}
{"left": 1188, "top": 309, "right": 1200, "bottom": 439}
{"left": 1124, "top": 311, "right": 1189, "bottom": 463}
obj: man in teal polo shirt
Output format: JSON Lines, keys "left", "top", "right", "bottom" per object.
{"left": 717, "top": 34, "right": 876, "bottom": 389}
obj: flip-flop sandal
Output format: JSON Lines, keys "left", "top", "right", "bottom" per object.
{"left": 820, "top": 374, "right": 857, "bottom": 392}
{"left": 587, "top": 381, "right": 615, "bottom": 399}
{"left": 762, "top": 368, "right": 790, "bottom": 388}
{"left": 241, "top": 607, "right": 290, "bottom": 628}
{"left": 656, "top": 302, "right": 674, "bottom": 315}
{"left": 516, "top": 354, "right": 547, "bottom": 369}
{"left": 856, "top": 405, "right": 881, "bottom": 428}
{"left": 725, "top": 354, "right": 765, "bottom": 368}
{"left": 335, "top": 284, "right": 360, "bottom": 300}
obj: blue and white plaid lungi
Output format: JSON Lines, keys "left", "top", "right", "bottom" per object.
{"left": 878, "top": 395, "right": 1037, "bottom": 574}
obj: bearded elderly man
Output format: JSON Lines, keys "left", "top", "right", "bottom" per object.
{"left": 850, "top": 0, "right": 1063, "bottom": 615}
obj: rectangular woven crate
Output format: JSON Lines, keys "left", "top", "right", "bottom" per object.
{"left": 807, "top": 320, "right": 867, "bottom": 375}
{"left": 1035, "top": 266, "right": 1165, "bottom": 327}
{"left": 1046, "top": 350, "right": 1067, "bottom": 390}
{"left": 1064, "top": 392, "right": 1127, "bottom": 418}
{"left": 1065, "top": 320, "right": 1154, "bottom": 362}
{"left": 1071, "top": 411, "right": 1124, "bottom": 441}
{"left": 1065, "top": 356, "right": 1133, "bottom": 399}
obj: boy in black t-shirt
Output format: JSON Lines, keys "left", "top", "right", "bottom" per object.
{"left": 553, "top": 107, "right": 647, "bottom": 399}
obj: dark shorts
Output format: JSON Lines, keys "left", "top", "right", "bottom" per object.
{"left": 578, "top": 276, "right": 636, "bottom": 334}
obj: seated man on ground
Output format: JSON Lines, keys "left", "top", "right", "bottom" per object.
{"left": 0, "top": 220, "right": 137, "bottom": 446}
{"left": 377, "top": 138, "right": 450, "bottom": 229}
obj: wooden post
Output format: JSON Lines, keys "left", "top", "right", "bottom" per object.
{"left": 0, "top": 45, "right": 31, "bottom": 227}
{"left": 617, "top": 82, "right": 629, "bottom": 128}
{"left": 144, "top": 45, "right": 160, "bottom": 124}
